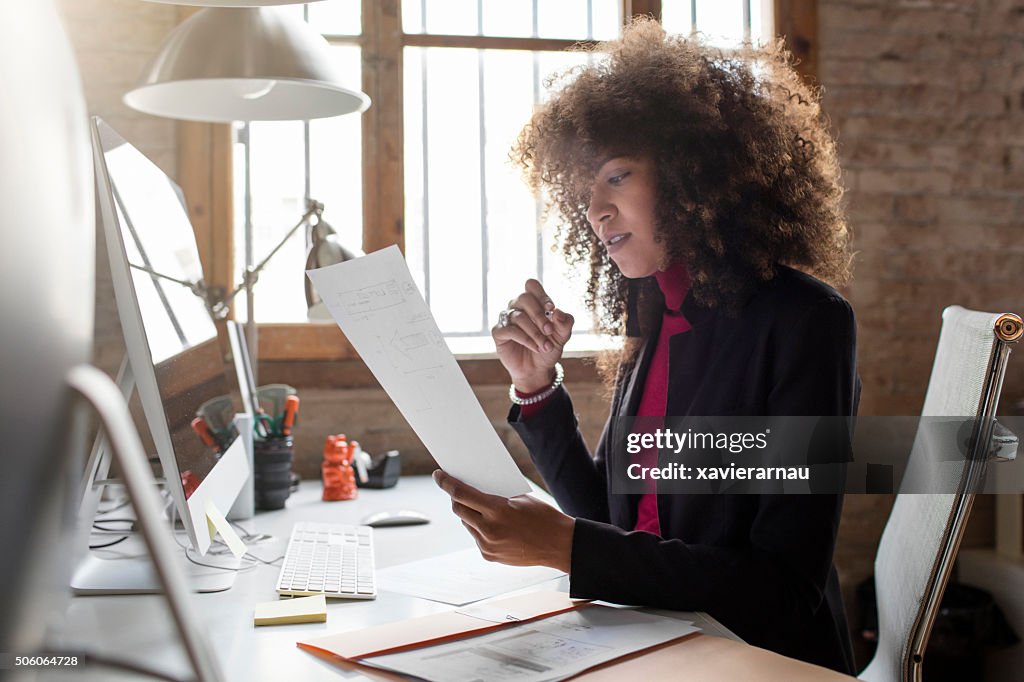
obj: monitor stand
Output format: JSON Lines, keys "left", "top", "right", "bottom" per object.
{"left": 68, "top": 363, "right": 224, "bottom": 682}
{"left": 71, "top": 356, "right": 245, "bottom": 595}
{"left": 71, "top": 537, "right": 240, "bottom": 594}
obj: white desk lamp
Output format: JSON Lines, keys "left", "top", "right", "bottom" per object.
{"left": 125, "top": 0, "right": 369, "bottom": 372}
{"left": 142, "top": 0, "right": 327, "bottom": 5}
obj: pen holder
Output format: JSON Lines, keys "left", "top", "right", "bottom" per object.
{"left": 253, "top": 436, "right": 294, "bottom": 511}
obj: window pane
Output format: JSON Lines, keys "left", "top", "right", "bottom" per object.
{"left": 232, "top": 122, "right": 246, "bottom": 316}
{"left": 418, "top": 0, "right": 480, "bottom": 36}
{"left": 537, "top": 0, "right": 589, "bottom": 39}
{"left": 695, "top": 0, "right": 746, "bottom": 47}
{"left": 405, "top": 46, "right": 600, "bottom": 342}
{"left": 404, "top": 47, "right": 484, "bottom": 333}
{"left": 537, "top": 51, "right": 595, "bottom": 333}
{"left": 239, "top": 121, "right": 309, "bottom": 323}
{"left": 310, "top": 46, "right": 364, "bottom": 254}
{"left": 235, "top": 26, "right": 362, "bottom": 324}
{"left": 405, "top": 0, "right": 620, "bottom": 40}
{"left": 403, "top": 0, "right": 424, "bottom": 33}
{"left": 481, "top": 50, "right": 537, "bottom": 327}
{"left": 307, "top": 0, "right": 361, "bottom": 35}
{"left": 403, "top": 48, "right": 426, "bottom": 297}
{"left": 480, "top": 0, "right": 534, "bottom": 38}
{"left": 541, "top": 210, "right": 593, "bottom": 337}
{"left": 661, "top": 0, "right": 694, "bottom": 35}
{"left": 664, "top": 1, "right": 758, "bottom": 47}
{"left": 750, "top": 0, "right": 769, "bottom": 45}
{"left": 591, "top": 0, "right": 621, "bottom": 40}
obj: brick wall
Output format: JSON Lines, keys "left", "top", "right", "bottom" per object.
{"left": 819, "top": 0, "right": 1021, "bottom": 666}
{"left": 822, "top": 0, "right": 1023, "bottom": 417}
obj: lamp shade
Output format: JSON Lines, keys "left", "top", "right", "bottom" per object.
{"left": 125, "top": 7, "right": 369, "bottom": 122}
{"left": 141, "top": 1, "right": 319, "bottom": 6}
{"left": 142, "top": 1, "right": 317, "bottom": 5}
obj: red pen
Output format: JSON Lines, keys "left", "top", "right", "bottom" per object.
{"left": 281, "top": 395, "right": 300, "bottom": 436}
{"left": 191, "top": 417, "right": 220, "bottom": 452}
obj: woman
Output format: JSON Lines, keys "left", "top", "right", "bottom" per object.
{"left": 433, "top": 19, "right": 858, "bottom": 675}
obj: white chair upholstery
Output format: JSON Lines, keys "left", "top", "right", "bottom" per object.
{"left": 860, "top": 306, "right": 1021, "bottom": 682}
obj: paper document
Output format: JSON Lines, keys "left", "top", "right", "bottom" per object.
{"left": 377, "top": 548, "right": 565, "bottom": 606}
{"left": 299, "top": 591, "right": 581, "bottom": 660}
{"left": 306, "top": 246, "right": 529, "bottom": 498}
{"left": 362, "top": 606, "right": 701, "bottom": 682}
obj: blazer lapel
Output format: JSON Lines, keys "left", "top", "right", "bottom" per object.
{"left": 607, "top": 334, "right": 657, "bottom": 531}
{"left": 619, "top": 329, "right": 658, "bottom": 419}
{"left": 667, "top": 293, "right": 718, "bottom": 417}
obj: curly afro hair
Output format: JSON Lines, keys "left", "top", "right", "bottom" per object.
{"left": 513, "top": 18, "right": 851, "bottom": 342}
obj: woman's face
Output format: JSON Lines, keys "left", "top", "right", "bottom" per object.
{"left": 586, "top": 155, "right": 662, "bottom": 279}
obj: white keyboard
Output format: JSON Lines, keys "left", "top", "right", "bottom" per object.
{"left": 276, "top": 522, "right": 377, "bottom": 600}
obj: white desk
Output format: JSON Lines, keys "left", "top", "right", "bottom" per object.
{"left": 46, "top": 476, "right": 851, "bottom": 681}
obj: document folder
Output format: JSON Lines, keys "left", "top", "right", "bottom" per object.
{"left": 297, "top": 591, "right": 582, "bottom": 660}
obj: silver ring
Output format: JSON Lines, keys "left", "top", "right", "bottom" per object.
{"left": 498, "top": 308, "right": 520, "bottom": 328}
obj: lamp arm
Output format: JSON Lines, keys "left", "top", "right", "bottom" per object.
{"left": 127, "top": 262, "right": 225, "bottom": 320}
{"left": 127, "top": 201, "right": 326, "bottom": 322}
{"left": 128, "top": 261, "right": 201, "bottom": 293}
{"left": 223, "top": 201, "right": 323, "bottom": 305}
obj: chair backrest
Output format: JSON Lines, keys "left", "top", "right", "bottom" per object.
{"left": 860, "top": 306, "right": 1022, "bottom": 682}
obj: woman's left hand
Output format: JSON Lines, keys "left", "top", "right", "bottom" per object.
{"left": 432, "top": 470, "right": 574, "bottom": 572}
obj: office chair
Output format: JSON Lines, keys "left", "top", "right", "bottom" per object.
{"left": 859, "top": 306, "right": 1022, "bottom": 682}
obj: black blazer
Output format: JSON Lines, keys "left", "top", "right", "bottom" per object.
{"left": 510, "top": 266, "right": 859, "bottom": 675}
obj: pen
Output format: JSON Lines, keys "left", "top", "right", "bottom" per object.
{"left": 281, "top": 395, "right": 300, "bottom": 437}
{"left": 191, "top": 417, "right": 220, "bottom": 452}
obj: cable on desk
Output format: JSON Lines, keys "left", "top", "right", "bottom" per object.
{"left": 240, "top": 550, "right": 284, "bottom": 566}
{"left": 227, "top": 517, "right": 273, "bottom": 544}
{"left": 92, "top": 519, "right": 136, "bottom": 533}
{"left": 208, "top": 518, "right": 281, "bottom": 565}
{"left": 202, "top": 536, "right": 284, "bottom": 568}
{"left": 164, "top": 504, "right": 261, "bottom": 574}
{"left": 89, "top": 536, "right": 129, "bottom": 550}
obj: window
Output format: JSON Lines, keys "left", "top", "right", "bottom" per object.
{"left": 224, "top": 0, "right": 790, "bottom": 360}
{"left": 400, "top": 2, "right": 620, "bottom": 353}
{"left": 662, "top": 0, "right": 771, "bottom": 45}
{"left": 232, "top": 4, "right": 362, "bottom": 326}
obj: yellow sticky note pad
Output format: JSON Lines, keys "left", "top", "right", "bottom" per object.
{"left": 255, "top": 594, "right": 328, "bottom": 626}
{"left": 204, "top": 499, "right": 247, "bottom": 559}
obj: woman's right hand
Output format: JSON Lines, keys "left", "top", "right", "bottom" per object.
{"left": 492, "top": 279, "right": 574, "bottom": 393}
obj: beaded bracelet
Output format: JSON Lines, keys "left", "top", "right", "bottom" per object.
{"left": 508, "top": 362, "right": 565, "bottom": 406}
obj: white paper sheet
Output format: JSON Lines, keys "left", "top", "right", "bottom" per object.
{"left": 376, "top": 548, "right": 565, "bottom": 606}
{"left": 362, "top": 606, "right": 701, "bottom": 682}
{"left": 306, "top": 246, "right": 529, "bottom": 498}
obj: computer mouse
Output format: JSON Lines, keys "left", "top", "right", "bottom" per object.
{"left": 361, "top": 509, "right": 431, "bottom": 528}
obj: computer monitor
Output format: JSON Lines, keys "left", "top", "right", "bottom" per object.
{"left": 72, "top": 117, "right": 251, "bottom": 593}
{"left": 227, "top": 320, "right": 259, "bottom": 418}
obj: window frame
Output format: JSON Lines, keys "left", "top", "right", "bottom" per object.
{"left": 179, "top": 0, "right": 817, "bottom": 364}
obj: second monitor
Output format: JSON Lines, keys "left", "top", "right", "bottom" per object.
{"left": 72, "top": 117, "right": 252, "bottom": 594}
